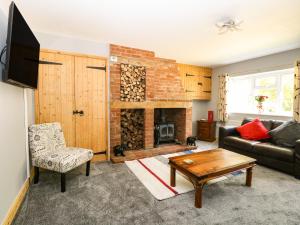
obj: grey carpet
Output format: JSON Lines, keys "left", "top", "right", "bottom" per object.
{"left": 12, "top": 161, "right": 300, "bottom": 225}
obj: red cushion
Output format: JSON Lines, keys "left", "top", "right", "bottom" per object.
{"left": 236, "top": 118, "right": 271, "bottom": 140}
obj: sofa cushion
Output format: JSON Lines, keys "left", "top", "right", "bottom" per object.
{"left": 242, "top": 118, "right": 272, "bottom": 131}
{"left": 271, "top": 120, "right": 284, "bottom": 130}
{"left": 237, "top": 119, "right": 271, "bottom": 140}
{"left": 224, "top": 136, "right": 260, "bottom": 152}
{"left": 253, "top": 142, "right": 294, "bottom": 162}
{"left": 269, "top": 120, "right": 300, "bottom": 147}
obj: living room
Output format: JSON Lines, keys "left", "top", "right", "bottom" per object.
{"left": 1, "top": 1, "right": 300, "bottom": 225}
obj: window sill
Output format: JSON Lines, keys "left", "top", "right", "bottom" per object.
{"left": 229, "top": 112, "right": 292, "bottom": 118}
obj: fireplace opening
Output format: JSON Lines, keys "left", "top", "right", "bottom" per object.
{"left": 121, "top": 109, "right": 144, "bottom": 150}
{"left": 154, "top": 108, "right": 186, "bottom": 147}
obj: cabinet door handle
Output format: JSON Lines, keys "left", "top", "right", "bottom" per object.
{"left": 73, "top": 110, "right": 84, "bottom": 116}
{"left": 186, "top": 73, "right": 195, "bottom": 77}
{"left": 198, "top": 82, "right": 202, "bottom": 86}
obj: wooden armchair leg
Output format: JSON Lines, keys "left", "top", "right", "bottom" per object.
{"left": 34, "top": 167, "right": 39, "bottom": 184}
{"left": 61, "top": 173, "right": 66, "bottom": 192}
{"left": 86, "top": 161, "right": 91, "bottom": 176}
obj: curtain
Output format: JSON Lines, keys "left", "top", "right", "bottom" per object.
{"left": 217, "top": 74, "right": 229, "bottom": 123}
{"left": 293, "top": 61, "right": 300, "bottom": 122}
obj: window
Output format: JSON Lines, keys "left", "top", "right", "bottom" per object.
{"left": 228, "top": 68, "right": 294, "bottom": 116}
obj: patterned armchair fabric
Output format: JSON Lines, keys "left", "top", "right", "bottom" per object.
{"left": 29, "top": 123, "right": 93, "bottom": 173}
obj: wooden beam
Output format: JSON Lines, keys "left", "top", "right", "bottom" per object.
{"left": 110, "top": 100, "right": 192, "bottom": 109}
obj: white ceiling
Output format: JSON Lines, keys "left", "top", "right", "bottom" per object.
{"left": 2, "top": 0, "right": 300, "bottom": 67}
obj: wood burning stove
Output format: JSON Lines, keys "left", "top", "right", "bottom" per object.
{"left": 156, "top": 122, "right": 175, "bottom": 142}
{"left": 154, "top": 109, "right": 176, "bottom": 146}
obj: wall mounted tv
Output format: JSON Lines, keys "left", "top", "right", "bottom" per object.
{"left": 2, "top": 2, "right": 40, "bottom": 89}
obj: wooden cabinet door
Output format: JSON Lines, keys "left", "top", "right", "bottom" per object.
{"left": 185, "top": 74, "right": 198, "bottom": 100}
{"left": 182, "top": 64, "right": 199, "bottom": 100}
{"left": 201, "top": 75, "right": 211, "bottom": 100}
{"left": 36, "top": 52, "right": 75, "bottom": 146}
{"left": 74, "top": 56, "right": 106, "bottom": 153}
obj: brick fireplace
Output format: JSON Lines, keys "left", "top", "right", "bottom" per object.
{"left": 110, "top": 44, "right": 193, "bottom": 162}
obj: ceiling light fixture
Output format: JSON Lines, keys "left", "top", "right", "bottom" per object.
{"left": 215, "top": 19, "right": 243, "bottom": 35}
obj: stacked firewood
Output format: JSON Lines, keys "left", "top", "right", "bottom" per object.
{"left": 120, "top": 64, "right": 146, "bottom": 102}
{"left": 121, "top": 109, "right": 144, "bottom": 150}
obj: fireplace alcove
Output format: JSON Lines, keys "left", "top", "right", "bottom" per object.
{"left": 121, "top": 109, "right": 145, "bottom": 150}
{"left": 154, "top": 108, "right": 187, "bottom": 146}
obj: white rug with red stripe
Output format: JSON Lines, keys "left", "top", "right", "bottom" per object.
{"left": 126, "top": 157, "right": 194, "bottom": 200}
{"left": 125, "top": 148, "right": 244, "bottom": 200}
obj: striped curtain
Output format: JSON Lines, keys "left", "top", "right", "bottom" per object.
{"left": 293, "top": 61, "right": 300, "bottom": 122}
{"left": 217, "top": 74, "right": 229, "bottom": 123}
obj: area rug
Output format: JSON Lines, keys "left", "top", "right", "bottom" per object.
{"left": 125, "top": 149, "right": 245, "bottom": 200}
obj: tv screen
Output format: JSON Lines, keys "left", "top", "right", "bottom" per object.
{"left": 3, "top": 2, "right": 40, "bottom": 89}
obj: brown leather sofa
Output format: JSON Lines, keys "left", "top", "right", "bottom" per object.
{"left": 218, "top": 118, "right": 300, "bottom": 178}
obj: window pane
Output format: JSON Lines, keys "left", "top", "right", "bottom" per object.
{"left": 255, "top": 88, "right": 277, "bottom": 113}
{"left": 228, "top": 78, "right": 252, "bottom": 113}
{"left": 255, "top": 76, "right": 276, "bottom": 87}
{"left": 281, "top": 74, "right": 293, "bottom": 113}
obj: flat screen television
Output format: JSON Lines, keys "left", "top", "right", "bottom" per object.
{"left": 2, "top": 2, "right": 40, "bottom": 89}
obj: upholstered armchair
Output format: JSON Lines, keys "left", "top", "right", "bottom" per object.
{"left": 28, "top": 122, "right": 93, "bottom": 192}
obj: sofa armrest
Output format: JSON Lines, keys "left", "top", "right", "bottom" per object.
{"left": 295, "top": 140, "right": 300, "bottom": 158}
{"left": 294, "top": 140, "right": 300, "bottom": 178}
{"left": 218, "top": 126, "right": 239, "bottom": 148}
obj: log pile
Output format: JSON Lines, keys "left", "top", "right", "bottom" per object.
{"left": 120, "top": 64, "right": 146, "bottom": 102}
{"left": 121, "top": 109, "right": 144, "bottom": 150}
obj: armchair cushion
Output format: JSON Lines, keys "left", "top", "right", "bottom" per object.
{"left": 32, "top": 147, "right": 93, "bottom": 173}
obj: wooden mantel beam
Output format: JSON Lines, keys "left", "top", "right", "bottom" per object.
{"left": 110, "top": 100, "right": 192, "bottom": 109}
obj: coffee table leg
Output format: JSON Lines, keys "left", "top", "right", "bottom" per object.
{"left": 170, "top": 166, "right": 176, "bottom": 187}
{"left": 195, "top": 183, "right": 203, "bottom": 208}
{"left": 246, "top": 167, "right": 253, "bottom": 187}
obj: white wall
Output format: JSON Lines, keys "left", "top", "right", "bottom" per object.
{"left": 0, "top": 4, "right": 29, "bottom": 223}
{"left": 208, "top": 48, "right": 300, "bottom": 127}
{"left": 35, "top": 31, "right": 109, "bottom": 57}
{"left": 192, "top": 101, "right": 209, "bottom": 135}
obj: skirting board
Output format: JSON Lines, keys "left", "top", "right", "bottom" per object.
{"left": 1, "top": 178, "right": 30, "bottom": 225}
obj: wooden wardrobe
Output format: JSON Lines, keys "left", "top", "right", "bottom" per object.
{"left": 35, "top": 49, "right": 108, "bottom": 161}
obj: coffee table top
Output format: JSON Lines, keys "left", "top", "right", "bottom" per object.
{"left": 169, "top": 148, "right": 256, "bottom": 178}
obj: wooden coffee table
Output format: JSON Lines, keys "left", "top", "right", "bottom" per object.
{"left": 169, "top": 148, "right": 256, "bottom": 208}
